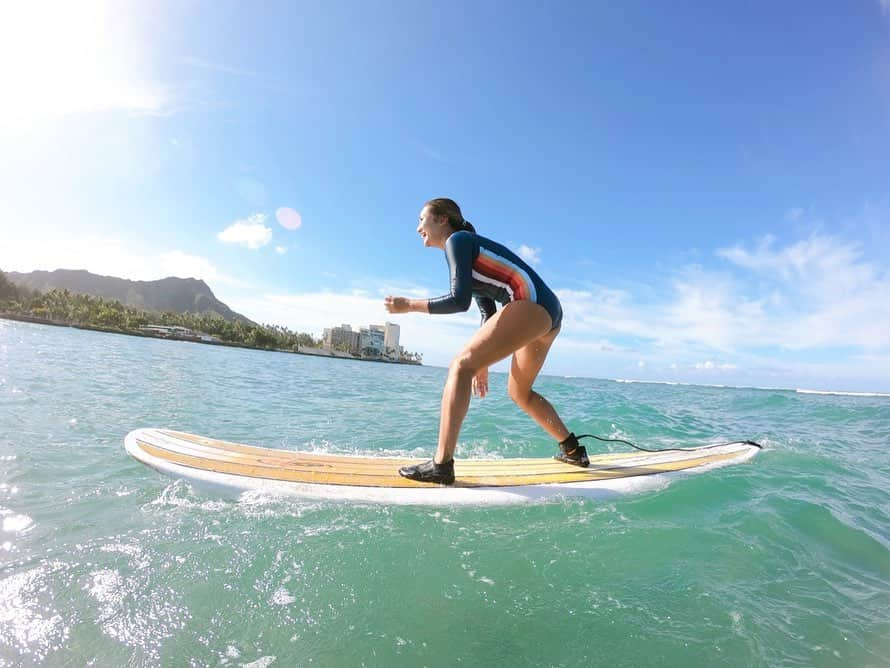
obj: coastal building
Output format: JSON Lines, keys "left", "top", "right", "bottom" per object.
{"left": 323, "top": 324, "right": 360, "bottom": 352}
{"left": 323, "top": 321, "right": 408, "bottom": 360}
{"left": 384, "top": 322, "right": 400, "bottom": 352}
{"left": 359, "top": 326, "right": 385, "bottom": 356}
{"left": 140, "top": 325, "right": 219, "bottom": 343}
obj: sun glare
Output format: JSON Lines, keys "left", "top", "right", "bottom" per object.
{"left": 0, "top": 1, "right": 164, "bottom": 133}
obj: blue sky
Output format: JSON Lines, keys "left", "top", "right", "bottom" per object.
{"left": 1, "top": 1, "right": 889, "bottom": 391}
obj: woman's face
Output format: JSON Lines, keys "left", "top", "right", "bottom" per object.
{"left": 416, "top": 205, "right": 450, "bottom": 248}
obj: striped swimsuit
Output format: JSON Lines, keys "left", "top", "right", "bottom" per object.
{"left": 427, "top": 231, "right": 563, "bottom": 330}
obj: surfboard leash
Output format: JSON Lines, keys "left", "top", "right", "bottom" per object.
{"left": 574, "top": 434, "right": 763, "bottom": 453}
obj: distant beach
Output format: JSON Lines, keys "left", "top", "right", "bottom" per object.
{"left": 0, "top": 313, "right": 420, "bottom": 366}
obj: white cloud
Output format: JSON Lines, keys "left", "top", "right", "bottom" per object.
{"left": 558, "top": 232, "right": 888, "bottom": 357}
{"left": 693, "top": 360, "right": 737, "bottom": 371}
{"left": 882, "top": 0, "right": 890, "bottom": 15}
{"left": 546, "top": 228, "right": 889, "bottom": 388}
{"left": 218, "top": 214, "right": 273, "bottom": 250}
{"left": 275, "top": 246, "right": 288, "bottom": 255}
{"left": 718, "top": 234, "right": 890, "bottom": 349}
{"left": 155, "top": 251, "right": 226, "bottom": 284}
{"left": 558, "top": 338, "right": 628, "bottom": 354}
{"left": 557, "top": 287, "right": 649, "bottom": 340}
{"left": 378, "top": 283, "right": 432, "bottom": 300}
{"left": 0, "top": 234, "right": 239, "bottom": 286}
{"left": 517, "top": 244, "right": 542, "bottom": 266}
{"left": 664, "top": 269, "right": 767, "bottom": 351}
{"left": 717, "top": 235, "right": 874, "bottom": 294}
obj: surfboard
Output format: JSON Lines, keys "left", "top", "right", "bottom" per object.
{"left": 124, "top": 428, "right": 761, "bottom": 505}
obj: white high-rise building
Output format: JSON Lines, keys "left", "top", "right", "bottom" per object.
{"left": 384, "top": 322, "right": 400, "bottom": 352}
{"left": 323, "top": 324, "right": 359, "bottom": 352}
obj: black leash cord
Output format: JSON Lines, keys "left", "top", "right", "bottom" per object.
{"left": 575, "top": 434, "right": 763, "bottom": 453}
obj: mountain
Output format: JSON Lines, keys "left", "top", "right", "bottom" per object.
{"left": 6, "top": 269, "right": 253, "bottom": 324}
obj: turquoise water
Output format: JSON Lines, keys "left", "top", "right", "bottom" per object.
{"left": 1, "top": 319, "right": 888, "bottom": 667}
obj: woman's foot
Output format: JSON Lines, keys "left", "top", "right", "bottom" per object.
{"left": 398, "top": 458, "right": 455, "bottom": 485}
{"left": 554, "top": 432, "right": 589, "bottom": 467}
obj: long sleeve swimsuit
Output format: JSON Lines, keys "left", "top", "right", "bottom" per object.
{"left": 426, "top": 231, "right": 563, "bottom": 330}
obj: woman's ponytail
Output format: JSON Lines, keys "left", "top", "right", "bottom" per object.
{"left": 425, "top": 197, "right": 476, "bottom": 234}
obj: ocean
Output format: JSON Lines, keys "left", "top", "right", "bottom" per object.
{"left": 1, "top": 319, "right": 888, "bottom": 667}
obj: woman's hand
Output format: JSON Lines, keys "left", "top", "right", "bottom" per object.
{"left": 472, "top": 367, "right": 489, "bottom": 398}
{"left": 384, "top": 296, "right": 413, "bottom": 314}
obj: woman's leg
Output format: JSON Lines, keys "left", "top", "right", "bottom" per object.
{"left": 435, "top": 300, "right": 553, "bottom": 464}
{"left": 507, "top": 327, "right": 571, "bottom": 442}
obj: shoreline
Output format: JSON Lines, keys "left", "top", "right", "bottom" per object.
{"left": 0, "top": 313, "right": 422, "bottom": 366}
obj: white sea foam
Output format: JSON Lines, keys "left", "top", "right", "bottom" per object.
{"left": 301, "top": 438, "right": 427, "bottom": 459}
{"left": 614, "top": 379, "right": 683, "bottom": 386}
{"left": 149, "top": 481, "right": 229, "bottom": 512}
{"left": 455, "top": 439, "right": 506, "bottom": 460}
{"left": 615, "top": 378, "right": 730, "bottom": 389}
{"left": 270, "top": 586, "right": 296, "bottom": 606}
{"left": 613, "top": 378, "right": 889, "bottom": 396}
{"left": 242, "top": 656, "right": 276, "bottom": 668}
{"left": 796, "top": 389, "right": 890, "bottom": 398}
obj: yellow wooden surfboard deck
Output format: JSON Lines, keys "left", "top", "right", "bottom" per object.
{"left": 125, "top": 428, "right": 760, "bottom": 505}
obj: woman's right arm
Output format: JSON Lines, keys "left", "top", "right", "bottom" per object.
{"left": 426, "top": 232, "right": 474, "bottom": 314}
{"left": 384, "top": 296, "right": 429, "bottom": 314}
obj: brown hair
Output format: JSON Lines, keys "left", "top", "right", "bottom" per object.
{"left": 424, "top": 198, "right": 476, "bottom": 233}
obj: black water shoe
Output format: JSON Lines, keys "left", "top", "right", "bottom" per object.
{"left": 398, "top": 458, "right": 455, "bottom": 485}
{"left": 554, "top": 432, "right": 589, "bottom": 467}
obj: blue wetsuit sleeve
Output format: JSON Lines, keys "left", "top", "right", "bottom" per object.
{"left": 427, "top": 232, "right": 474, "bottom": 314}
{"left": 475, "top": 296, "right": 497, "bottom": 324}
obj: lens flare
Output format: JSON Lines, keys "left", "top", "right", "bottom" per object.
{"left": 276, "top": 207, "right": 302, "bottom": 231}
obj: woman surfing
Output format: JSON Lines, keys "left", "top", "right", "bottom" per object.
{"left": 384, "top": 198, "right": 587, "bottom": 484}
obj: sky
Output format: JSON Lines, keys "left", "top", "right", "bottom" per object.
{"left": 1, "top": 0, "right": 889, "bottom": 392}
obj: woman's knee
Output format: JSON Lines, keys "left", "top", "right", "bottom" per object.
{"left": 507, "top": 379, "right": 534, "bottom": 409}
{"left": 449, "top": 352, "right": 479, "bottom": 379}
